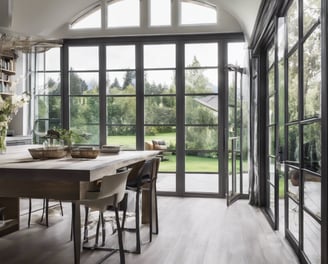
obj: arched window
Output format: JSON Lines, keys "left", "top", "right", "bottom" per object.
{"left": 70, "top": 5, "right": 101, "bottom": 29}
{"left": 107, "top": 0, "right": 140, "bottom": 28}
{"left": 180, "top": 0, "right": 217, "bottom": 25}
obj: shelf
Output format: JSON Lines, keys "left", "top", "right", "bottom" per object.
{"left": 0, "top": 69, "right": 15, "bottom": 75}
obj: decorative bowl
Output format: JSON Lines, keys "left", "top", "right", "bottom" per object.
{"left": 28, "top": 147, "right": 67, "bottom": 159}
{"left": 71, "top": 148, "right": 100, "bottom": 159}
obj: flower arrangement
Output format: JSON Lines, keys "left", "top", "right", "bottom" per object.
{"left": 0, "top": 93, "right": 29, "bottom": 129}
{"left": 0, "top": 92, "right": 30, "bottom": 153}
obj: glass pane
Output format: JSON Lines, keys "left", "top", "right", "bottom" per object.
{"left": 269, "top": 95, "right": 275, "bottom": 124}
{"left": 277, "top": 17, "right": 285, "bottom": 60}
{"left": 304, "top": 211, "right": 321, "bottom": 264}
{"left": 304, "top": 173, "right": 321, "bottom": 218}
{"left": 107, "top": 71, "right": 136, "bottom": 95}
{"left": 69, "top": 46, "right": 99, "bottom": 71}
{"left": 287, "top": 167, "right": 300, "bottom": 201}
{"left": 144, "top": 70, "right": 176, "bottom": 94}
{"left": 144, "top": 44, "right": 176, "bottom": 68}
{"left": 185, "top": 43, "right": 218, "bottom": 67}
{"left": 287, "top": 0, "right": 298, "bottom": 51}
{"left": 70, "top": 124, "right": 99, "bottom": 145}
{"left": 45, "top": 48, "right": 60, "bottom": 71}
{"left": 36, "top": 53, "right": 44, "bottom": 71}
{"left": 288, "top": 51, "right": 299, "bottom": 121}
{"left": 36, "top": 73, "right": 61, "bottom": 95}
{"left": 303, "top": 0, "right": 320, "bottom": 34}
{"left": 228, "top": 42, "right": 246, "bottom": 67}
{"left": 144, "top": 96, "right": 176, "bottom": 124}
{"left": 106, "top": 45, "right": 135, "bottom": 69}
{"left": 145, "top": 126, "right": 176, "bottom": 153}
{"left": 304, "top": 26, "right": 321, "bottom": 119}
{"left": 186, "top": 152, "right": 218, "bottom": 173}
{"left": 268, "top": 46, "right": 275, "bottom": 69}
{"left": 157, "top": 173, "right": 176, "bottom": 192}
{"left": 303, "top": 122, "right": 321, "bottom": 173}
{"left": 69, "top": 72, "right": 99, "bottom": 95}
{"left": 268, "top": 67, "right": 275, "bottom": 96}
{"left": 107, "top": 125, "right": 136, "bottom": 150}
{"left": 228, "top": 106, "right": 235, "bottom": 137}
{"left": 287, "top": 125, "right": 299, "bottom": 162}
{"left": 71, "top": 7, "right": 101, "bottom": 29}
{"left": 185, "top": 69, "right": 218, "bottom": 93}
{"left": 107, "top": 0, "right": 140, "bottom": 27}
{"left": 70, "top": 97, "right": 99, "bottom": 125}
{"left": 288, "top": 197, "right": 299, "bottom": 241}
{"left": 36, "top": 96, "right": 61, "bottom": 120}
{"left": 185, "top": 126, "right": 218, "bottom": 151}
{"left": 181, "top": 0, "right": 216, "bottom": 25}
{"left": 268, "top": 125, "right": 275, "bottom": 156}
{"left": 150, "top": 0, "right": 171, "bottom": 26}
{"left": 269, "top": 157, "right": 275, "bottom": 183}
{"left": 185, "top": 173, "right": 218, "bottom": 192}
{"left": 228, "top": 71, "right": 235, "bottom": 104}
{"left": 185, "top": 96, "right": 218, "bottom": 124}
{"left": 107, "top": 97, "right": 136, "bottom": 124}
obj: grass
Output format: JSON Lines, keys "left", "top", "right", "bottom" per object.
{"left": 107, "top": 133, "right": 248, "bottom": 173}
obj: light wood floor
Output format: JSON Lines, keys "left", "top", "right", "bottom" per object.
{"left": 0, "top": 197, "right": 300, "bottom": 264}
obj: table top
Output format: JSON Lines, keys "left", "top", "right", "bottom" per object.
{"left": 0, "top": 145, "right": 159, "bottom": 182}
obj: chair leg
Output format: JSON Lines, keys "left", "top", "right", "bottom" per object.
{"left": 95, "top": 213, "right": 101, "bottom": 247}
{"left": 153, "top": 184, "right": 159, "bottom": 235}
{"left": 59, "top": 201, "right": 64, "bottom": 216}
{"left": 28, "top": 198, "right": 32, "bottom": 228}
{"left": 135, "top": 189, "right": 141, "bottom": 254}
{"left": 101, "top": 212, "right": 106, "bottom": 247}
{"left": 115, "top": 206, "right": 125, "bottom": 264}
{"left": 40, "top": 198, "right": 49, "bottom": 226}
{"left": 149, "top": 186, "right": 153, "bottom": 242}
{"left": 83, "top": 206, "right": 89, "bottom": 242}
{"left": 121, "top": 193, "right": 128, "bottom": 230}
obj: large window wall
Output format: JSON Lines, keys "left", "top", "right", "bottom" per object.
{"left": 32, "top": 34, "right": 245, "bottom": 197}
{"left": 285, "top": 1, "right": 321, "bottom": 263}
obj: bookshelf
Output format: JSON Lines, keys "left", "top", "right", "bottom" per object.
{"left": 0, "top": 53, "right": 16, "bottom": 93}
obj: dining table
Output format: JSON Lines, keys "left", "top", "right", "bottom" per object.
{"left": 0, "top": 145, "right": 160, "bottom": 263}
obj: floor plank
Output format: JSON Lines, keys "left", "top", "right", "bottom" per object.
{"left": 0, "top": 197, "right": 299, "bottom": 264}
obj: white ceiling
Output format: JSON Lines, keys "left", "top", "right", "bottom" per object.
{"left": 3, "top": 0, "right": 261, "bottom": 41}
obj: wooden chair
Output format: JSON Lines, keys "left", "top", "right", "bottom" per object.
{"left": 122, "top": 157, "right": 160, "bottom": 253}
{"left": 79, "top": 169, "right": 131, "bottom": 264}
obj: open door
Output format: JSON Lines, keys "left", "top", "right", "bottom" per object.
{"left": 226, "top": 65, "right": 246, "bottom": 206}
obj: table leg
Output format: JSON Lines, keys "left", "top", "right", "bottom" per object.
{"left": 72, "top": 202, "right": 81, "bottom": 264}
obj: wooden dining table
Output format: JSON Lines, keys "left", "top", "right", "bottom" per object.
{"left": 0, "top": 145, "right": 159, "bottom": 263}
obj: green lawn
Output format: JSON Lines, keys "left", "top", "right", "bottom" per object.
{"left": 107, "top": 133, "right": 248, "bottom": 173}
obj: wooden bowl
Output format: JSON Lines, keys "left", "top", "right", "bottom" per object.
{"left": 29, "top": 147, "right": 67, "bottom": 159}
{"left": 71, "top": 149, "right": 99, "bottom": 159}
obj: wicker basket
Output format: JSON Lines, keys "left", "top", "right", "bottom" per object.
{"left": 71, "top": 149, "right": 99, "bottom": 159}
{"left": 28, "top": 147, "right": 67, "bottom": 159}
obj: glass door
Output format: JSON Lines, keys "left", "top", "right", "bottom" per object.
{"left": 227, "top": 66, "right": 244, "bottom": 205}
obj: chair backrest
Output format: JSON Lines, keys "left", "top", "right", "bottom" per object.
{"left": 127, "top": 160, "right": 146, "bottom": 182}
{"left": 98, "top": 169, "right": 131, "bottom": 205}
{"left": 151, "top": 157, "right": 161, "bottom": 181}
{"left": 137, "top": 157, "right": 161, "bottom": 183}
